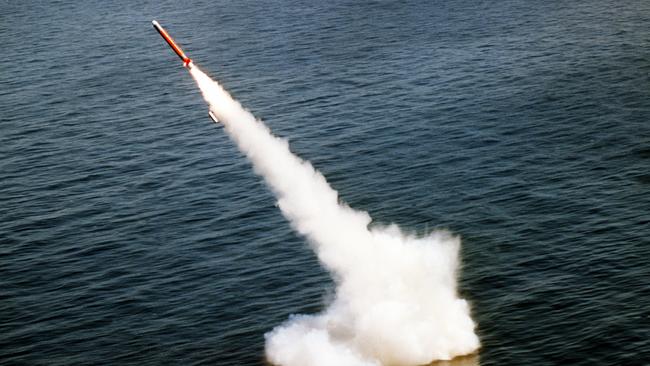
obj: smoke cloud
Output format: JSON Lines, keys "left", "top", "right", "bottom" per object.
{"left": 189, "top": 67, "right": 480, "bottom": 366}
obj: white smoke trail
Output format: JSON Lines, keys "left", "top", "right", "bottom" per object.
{"left": 189, "top": 66, "right": 480, "bottom": 366}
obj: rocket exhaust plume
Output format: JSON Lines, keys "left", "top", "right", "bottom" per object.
{"left": 152, "top": 20, "right": 480, "bottom": 366}
{"left": 193, "top": 67, "right": 480, "bottom": 365}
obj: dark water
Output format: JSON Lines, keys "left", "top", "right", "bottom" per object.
{"left": 2, "top": 1, "right": 649, "bottom": 365}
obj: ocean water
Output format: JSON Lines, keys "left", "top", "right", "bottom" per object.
{"left": 1, "top": 1, "right": 649, "bottom": 365}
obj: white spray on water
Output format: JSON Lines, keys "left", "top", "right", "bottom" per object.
{"left": 189, "top": 66, "right": 480, "bottom": 366}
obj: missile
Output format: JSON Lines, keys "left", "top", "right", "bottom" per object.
{"left": 152, "top": 20, "right": 193, "bottom": 68}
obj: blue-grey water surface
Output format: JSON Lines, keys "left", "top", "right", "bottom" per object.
{"left": 1, "top": 1, "right": 649, "bottom": 365}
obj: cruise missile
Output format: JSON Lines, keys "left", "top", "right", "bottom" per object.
{"left": 152, "top": 20, "right": 193, "bottom": 68}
